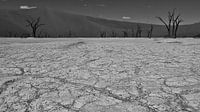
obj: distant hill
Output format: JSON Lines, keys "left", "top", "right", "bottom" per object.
{"left": 0, "top": 8, "right": 200, "bottom": 37}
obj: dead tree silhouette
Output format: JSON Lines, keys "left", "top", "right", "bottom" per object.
{"left": 100, "top": 31, "right": 107, "bottom": 37}
{"left": 156, "top": 9, "right": 183, "bottom": 38}
{"left": 26, "top": 17, "right": 45, "bottom": 37}
{"left": 122, "top": 31, "right": 128, "bottom": 37}
{"left": 68, "top": 30, "right": 72, "bottom": 37}
{"left": 147, "top": 25, "right": 153, "bottom": 38}
{"left": 111, "top": 31, "right": 117, "bottom": 37}
{"left": 131, "top": 29, "right": 135, "bottom": 37}
{"left": 136, "top": 24, "right": 142, "bottom": 37}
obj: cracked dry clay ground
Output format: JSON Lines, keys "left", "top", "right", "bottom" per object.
{"left": 0, "top": 38, "right": 200, "bottom": 112}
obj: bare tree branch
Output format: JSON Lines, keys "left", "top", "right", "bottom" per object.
{"left": 25, "top": 17, "right": 45, "bottom": 37}
{"left": 156, "top": 9, "right": 183, "bottom": 38}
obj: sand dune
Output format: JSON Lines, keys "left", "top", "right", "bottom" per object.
{"left": 0, "top": 8, "right": 200, "bottom": 37}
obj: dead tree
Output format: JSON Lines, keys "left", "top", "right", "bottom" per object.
{"left": 111, "top": 31, "right": 117, "bottom": 37}
{"left": 122, "top": 31, "right": 128, "bottom": 37}
{"left": 100, "top": 31, "right": 107, "bottom": 37}
{"left": 147, "top": 25, "right": 153, "bottom": 38}
{"left": 26, "top": 17, "right": 45, "bottom": 37}
{"left": 136, "top": 24, "right": 142, "bottom": 37}
{"left": 174, "top": 17, "right": 183, "bottom": 38}
{"left": 7, "top": 32, "right": 14, "bottom": 37}
{"left": 68, "top": 30, "right": 72, "bottom": 37}
{"left": 131, "top": 29, "right": 135, "bottom": 37}
{"left": 156, "top": 9, "right": 183, "bottom": 38}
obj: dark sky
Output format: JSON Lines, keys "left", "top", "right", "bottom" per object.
{"left": 1, "top": 0, "right": 200, "bottom": 24}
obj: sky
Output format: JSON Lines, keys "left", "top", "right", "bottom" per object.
{"left": 0, "top": 0, "right": 200, "bottom": 24}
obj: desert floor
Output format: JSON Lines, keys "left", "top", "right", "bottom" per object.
{"left": 0, "top": 38, "right": 200, "bottom": 112}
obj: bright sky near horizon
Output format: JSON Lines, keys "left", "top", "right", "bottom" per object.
{"left": 1, "top": 0, "right": 200, "bottom": 24}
